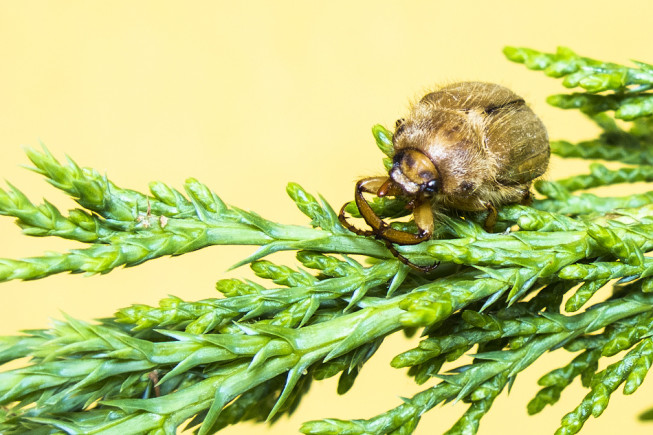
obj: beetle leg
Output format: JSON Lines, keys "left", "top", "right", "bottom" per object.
{"left": 520, "top": 189, "right": 533, "bottom": 206}
{"left": 370, "top": 200, "right": 433, "bottom": 245}
{"left": 339, "top": 177, "right": 438, "bottom": 272}
{"left": 358, "top": 176, "right": 389, "bottom": 194}
{"left": 357, "top": 181, "right": 438, "bottom": 270}
{"left": 338, "top": 177, "right": 388, "bottom": 236}
{"left": 377, "top": 178, "right": 404, "bottom": 197}
{"left": 339, "top": 177, "right": 432, "bottom": 244}
{"left": 383, "top": 239, "right": 439, "bottom": 272}
{"left": 355, "top": 181, "right": 431, "bottom": 245}
{"left": 413, "top": 201, "right": 434, "bottom": 238}
{"left": 338, "top": 204, "right": 375, "bottom": 236}
{"left": 378, "top": 201, "right": 438, "bottom": 271}
{"left": 338, "top": 205, "right": 375, "bottom": 236}
{"left": 483, "top": 202, "right": 498, "bottom": 232}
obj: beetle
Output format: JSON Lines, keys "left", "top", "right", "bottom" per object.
{"left": 339, "top": 81, "right": 550, "bottom": 271}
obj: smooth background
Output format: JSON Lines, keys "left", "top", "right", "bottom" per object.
{"left": 1, "top": 1, "right": 652, "bottom": 434}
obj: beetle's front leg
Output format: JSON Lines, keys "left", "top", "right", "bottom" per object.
{"left": 383, "top": 201, "right": 439, "bottom": 272}
{"left": 355, "top": 182, "right": 431, "bottom": 245}
{"left": 357, "top": 176, "right": 390, "bottom": 195}
{"left": 340, "top": 178, "right": 438, "bottom": 272}
{"left": 340, "top": 177, "right": 432, "bottom": 244}
{"left": 338, "top": 177, "right": 388, "bottom": 236}
{"left": 413, "top": 201, "right": 434, "bottom": 239}
{"left": 378, "top": 200, "right": 433, "bottom": 244}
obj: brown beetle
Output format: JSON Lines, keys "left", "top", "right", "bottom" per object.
{"left": 339, "top": 82, "right": 550, "bottom": 271}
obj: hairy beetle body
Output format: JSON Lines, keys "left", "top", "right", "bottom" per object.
{"left": 393, "top": 81, "right": 549, "bottom": 212}
{"left": 340, "top": 82, "right": 550, "bottom": 271}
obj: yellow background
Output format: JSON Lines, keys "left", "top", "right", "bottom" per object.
{"left": 0, "top": 1, "right": 652, "bottom": 434}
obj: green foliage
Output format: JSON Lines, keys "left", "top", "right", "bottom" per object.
{"left": 504, "top": 46, "right": 653, "bottom": 119}
{"left": 1, "top": 46, "right": 653, "bottom": 434}
{"left": 550, "top": 115, "right": 653, "bottom": 165}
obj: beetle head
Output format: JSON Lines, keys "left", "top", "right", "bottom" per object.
{"left": 383, "top": 149, "right": 440, "bottom": 201}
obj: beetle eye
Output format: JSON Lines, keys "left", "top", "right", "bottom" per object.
{"left": 423, "top": 179, "right": 438, "bottom": 195}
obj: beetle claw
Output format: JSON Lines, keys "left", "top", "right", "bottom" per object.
{"left": 338, "top": 203, "right": 376, "bottom": 237}
{"left": 383, "top": 239, "right": 439, "bottom": 272}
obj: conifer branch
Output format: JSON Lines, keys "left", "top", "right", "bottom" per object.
{"left": 1, "top": 46, "right": 653, "bottom": 434}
